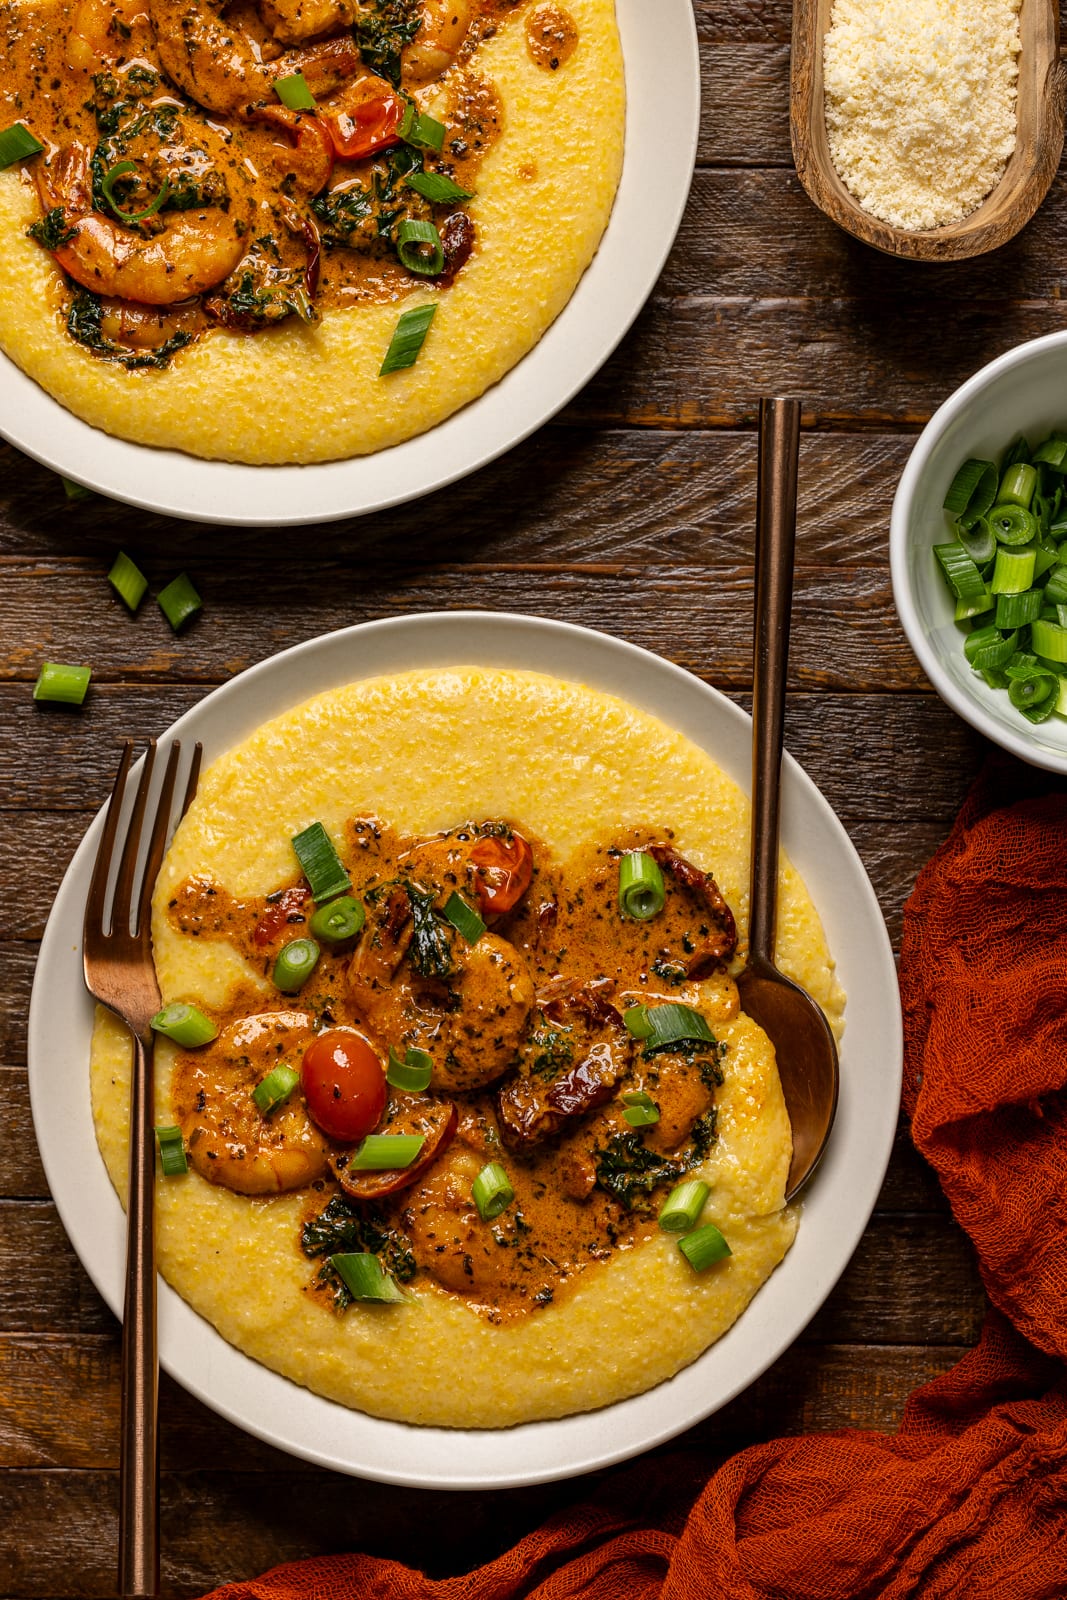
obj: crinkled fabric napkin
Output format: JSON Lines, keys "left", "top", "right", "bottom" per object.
{"left": 201, "top": 757, "right": 1067, "bottom": 1600}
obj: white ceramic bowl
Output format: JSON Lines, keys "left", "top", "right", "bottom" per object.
{"left": 891, "top": 330, "right": 1067, "bottom": 774}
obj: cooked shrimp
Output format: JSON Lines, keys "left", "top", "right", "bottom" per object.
{"left": 170, "top": 1008, "right": 332, "bottom": 1195}
{"left": 65, "top": 0, "right": 149, "bottom": 71}
{"left": 258, "top": 0, "right": 361, "bottom": 45}
{"left": 33, "top": 141, "right": 245, "bottom": 305}
{"left": 151, "top": 0, "right": 363, "bottom": 114}
{"left": 401, "top": 0, "right": 473, "bottom": 86}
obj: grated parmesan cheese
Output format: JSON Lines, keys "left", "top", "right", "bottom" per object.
{"left": 823, "top": 0, "right": 1021, "bottom": 231}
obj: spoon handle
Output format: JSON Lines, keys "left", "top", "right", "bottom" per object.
{"left": 748, "top": 396, "right": 801, "bottom": 966}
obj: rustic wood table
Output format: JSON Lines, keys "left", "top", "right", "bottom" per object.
{"left": 5, "top": 0, "right": 1045, "bottom": 1590}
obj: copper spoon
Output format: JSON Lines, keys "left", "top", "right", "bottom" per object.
{"left": 735, "top": 397, "right": 840, "bottom": 1202}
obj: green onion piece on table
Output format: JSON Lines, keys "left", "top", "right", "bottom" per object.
{"left": 272, "top": 936, "right": 321, "bottom": 993}
{"left": 62, "top": 476, "right": 91, "bottom": 501}
{"left": 33, "top": 661, "right": 91, "bottom": 705}
{"left": 640, "top": 1002, "right": 716, "bottom": 1051}
{"left": 350, "top": 1133, "right": 426, "bottom": 1171}
{"left": 154, "top": 1125, "right": 188, "bottom": 1176}
{"left": 329, "top": 1252, "right": 408, "bottom": 1303}
{"left": 380, "top": 303, "right": 436, "bottom": 375}
{"left": 621, "top": 1089, "right": 660, "bottom": 1128}
{"left": 443, "top": 891, "right": 485, "bottom": 945}
{"left": 252, "top": 1062, "right": 300, "bottom": 1114}
{"left": 309, "top": 894, "right": 364, "bottom": 944}
{"left": 623, "top": 1004, "right": 653, "bottom": 1040}
{"left": 987, "top": 504, "right": 1037, "bottom": 546}
{"left": 150, "top": 1001, "right": 218, "bottom": 1046}
{"left": 658, "top": 1179, "right": 709, "bottom": 1234}
{"left": 292, "top": 821, "right": 350, "bottom": 903}
{"left": 108, "top": 550, "right": 148, "bottom": 612}
{"left": 400, "top": 102, "right": 445, "bottom": 151}
{"left": 991, "top": 547, "right": 1036, "bottom": 596}
{"left": 678, "top": 1222, "right": 732, "bottom": 1271}
{"left": 472, "top": 1161, "right": 514, "bottom": 1221}
{"left": 275, "top": 71, "right": 316, "bottom": 110}
{"left": 617, "top": 850, "right": 666, "bottom": 920}
{"left": 157, "top": 572, "right": 201, "bottom": 631}
{"left": 0, "top": 122, "right": 43, "bottom": 167}
{"left": 943, "top": 458, "right": 997, "bottom": 518}
{"left": 997, "top": 462, "right": 1038, "bottom": 508}
{"left": 386, "top": 1045, "right": 433, "bottom": 1092}
{"left": 100, "top": 159, "right": 171, "bottom": 224}
{"left": 396, "top": 218, "right": 445, "bottom": 276}
{"left": 406, "top": 170, "right": 472, "bottom": 203}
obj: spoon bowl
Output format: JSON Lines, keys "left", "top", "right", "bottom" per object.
{"left": 738, "top": 398, "right": 840, "bottom": 1202}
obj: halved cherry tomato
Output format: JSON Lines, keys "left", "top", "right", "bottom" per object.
{"left": 322, "top": 91, "right": 404, "bottom": 161}
{"left": 253, "top": 885, "right": 310, "bottom": 946}
{"left": 470, "top": 831, "right": 534, "bottom": 914}
{"left": 302, "top": 1029, "right": 387, "bottom": 1142}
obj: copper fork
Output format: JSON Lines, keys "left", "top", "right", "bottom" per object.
{"left": 83, "top": 739, "right": 202, "bottom": 1600}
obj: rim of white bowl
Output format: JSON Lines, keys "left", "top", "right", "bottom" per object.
{"left": 890, "top": 328, "right": 1067, "bottom": 775}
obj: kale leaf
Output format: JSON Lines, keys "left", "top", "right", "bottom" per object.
{"left": 406, "top": 884, "right": 454, "bottom": 979}
{"left": 355, "top": 0, "right": 423, "bottom": 86}
{"left": 28, "top": 207, "right": 77, "bottom": 251}
{"left": 65, "top": 289, "right": 193, "bottom": 371}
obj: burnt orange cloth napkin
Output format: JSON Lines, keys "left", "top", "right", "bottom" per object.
{"left": 200, "top": 756, "right": 1067, "bottom": 1600}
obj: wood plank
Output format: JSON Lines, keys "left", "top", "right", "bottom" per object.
{"left": 698, "top": 44, "right": 791, "bottom": 167}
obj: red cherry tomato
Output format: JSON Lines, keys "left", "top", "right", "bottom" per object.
{"left": 253, "top": 885, "right": 310, "bottom": 946}
{"left": 301, "top": 1030, "right": 387, "bottom": 1142}
{"left": 322, "top": 90, "right": 404, "bottom": 160}
{"left": 470, "top": 831, "right": 534, "bottom": 914}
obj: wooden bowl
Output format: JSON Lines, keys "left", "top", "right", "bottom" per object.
{"left": 791, "top": 0, "right": 1067, "bottom": 260}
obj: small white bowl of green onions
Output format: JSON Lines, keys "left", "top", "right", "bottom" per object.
{"left": 891, "top": 330, "right": 1067, "bottom": 772}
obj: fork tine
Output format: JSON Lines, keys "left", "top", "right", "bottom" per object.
{"left": 111, "top": 740, "right": 157, "bottom": 939}
{"left": 182, "top": 741, "right": 203, "bottom": 816}
{"left": 85, "top": 742, "right": 134, "bottom": 944}
{"left": 135, "top": 742, "right": 183, "bottom": 939}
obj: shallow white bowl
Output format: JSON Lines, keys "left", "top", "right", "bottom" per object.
{"left": 891, "top": 330, "right": 1067, "bottom": 774}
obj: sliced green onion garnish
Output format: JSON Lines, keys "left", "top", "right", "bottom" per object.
{"left": 380, "top": 302, "right": 436, "bottom": 375}
{"left": 33, "top": 661, "right": 90, "bottom": 705}
{"left": 1032, "top": 617, "right": 1067, "bottom": 664}
{"left": 272, "top": 936, "right": 321, "bottom": 993}
{"left": 933, "top": 542, "right": 986, "bottom": 600}
{"left": 252, "top": 1061, "right": 300, "bottom": 1114}
{"left": 62, "top": 476, "right": 91, "bottom": 501}
{"left": 621, "top": 1089, "right": 660, "bottom": 1127}
{"left": 678, "top": 1222, "right": 732, "bottom": 1271}
{"left": 658, "top": 1179, "right": 709, "bottom": 1234}
{"left": 1034, "top": 436, "right": 1067, "bottom": 469}
{"left": 472, "top": 1161, "right": 514, "bottom": 1221}
{"left": 108, "top": 550, "right": 148, "bottom": 612}
{"left": 994, "top": 590, "right": 1042, "bottom": 630}
{"left": 309, "top": 894, "right": 364, "bottom": 944}
{"left": 396, "top": 217, "right": 444, "bottom": 276}
{"left": 965, "top": 627, "right": 1018, "bottom": 671}
{"left": 991, "top": 546, "right": 1036, "bottom": 595}
{"left": 1008, "top": 672, "right": 1055, "bottom": 711}
{"left": 943, "top": 458, "right": 996, "bottom": 516}
{"left": 350, "top": 1133, "right": 426, "bottom": 1171}
{"left": 154, "top": 1125, "right": 188, "bottom": 1177}
{"left": 0, "top": 122, "right": 43, "bottom": 168}
{"left": 953, "top": 590, "right": 993, "bottom": 621}
{"left": 400, "top": 102, "right": 446, "bottom": 151}
{"left": 275, "top": 71, "right": 316, "bottom": 110}
{"left": 956, "top": 519, "right": 995, "bottom": 565}
{"left": 997, "top": 462, "right": 1038, "bottom": 508}
{"left": 1043, "top": 565, "right": 1067, "bottom": 606}
{"left": 640, "top": 1002, "right": 716, "bottom": 1051}
{"left": 150, "top": 1001, "right": 218, "bottom": 1046}
{"left": 157, "top": 572, "right": 201, "bottom": 631}
{"left": 1034, "top": 543, "right": 1060, "bottom": 581}
{"left": 406, "top": 170, "right": 473, "bottom": 203}
{"left": 443, "top": 891, "right": 485, "bottom": 944}
{"left": 386, "top": 1045, "right": 434, "bottom": 1092}
{"left": 623, "top": 1004, "right": 653, "bottom": 1040}
{"left": 292, "top": 821, "right": 350, "bottom": 904}
{"left": 988, "top": 504, "right": 1038, "bottom": 546}
{"left": 618, "top": 851, "right": 666, "bottom": 920}
{"left": 329, "top": 1252, "right": 407, "bottom": 1303}
{"left": 100, "top": 159, "right": 171, "bottom": 224}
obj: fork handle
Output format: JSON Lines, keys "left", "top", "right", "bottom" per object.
{"left": 120, "top": 1029, "right": 159, "bottom": 1599}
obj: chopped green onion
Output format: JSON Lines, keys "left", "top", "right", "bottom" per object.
{"left": 995, "top": 590, "right": 1042, "bottom": 630}
{"left": 275, "top": 71, "right": 316, "bottom": 110}
{"left": 309, "top": 894, "right": 364, "bottom": 944}
{"left": 621, "top": 1089, "right": 660, "bottom": 1127}
{"left": 956, "top": 519, "right": 995, "bottom": 565}
{"left": 1034, "top": 437, "right": 1067, "bottom": 469}
{"left": 1043, "top": 565, "right": 1067, "bottom": 606}
{"left": 150, "top": 1001, "right": 218, "bottom": 1046}
{"left": 272, "top": 936, "right": 320, "bottom": 993}
{"left": 400, "top": 102, "right": 445, "bottom": 151}
{"left": 329, "top": 1252, "right": 407, "bottom": 1303}
{"left": 640, "top": 1002, "right": 716, "bottom": 1052}
{"left": 991, "top": 547, "right": 1036, "bottom": 596}
{"left": 658, "top": 1179, "right": 709, "bottom": 1234}
{"left": 350, "top": 1133, "right": 425, "bottom": 1171}
{"left": 380, "top": 302, "right": 436, "bottom": 375}
{"left": 963, "top": 626, "right": 1018, "bottom": 671}
{"left": 472, "top": 1161, "right": 514, "bottom": 1220}
{"left": 1008, "top": 672, "right": 1056, "bottom": 712}
{"left": 443, "top": 891, "right": 485, "bottom": 945}
{"left": 618, "top": 851, "right": 666, "bottom": 920}
{"left": 1002, "top": 437, "right": 1032, "bottom": 469}
{"left": 396, "top": 217, "right": 444, "bottom": 276}
{"left": 987, "top": 504, "right": 1037, "bottom": 546}
{"left": 252, "top": 1062, "right": 300, "bottom": 1114}
{"left": 623, "top": 1004, "right": 653, "bottom": 1040}
{"left": 108, "top": 550, "right": 148, "bottom": 612}
{"left": 678, "top": 1222, "right": 732, "bottom": 1271}
{"left": 33, "top": 661, "right": 90, "bottom": 705}
{"left": 0, "top": 122, "right": 43, "bottom": 168}
{"left": 62, "top": 476, "right": 91, "bottom": 501}
{"left": 953, "top": 590, "right": 993, "bottom": 621}
{"left": 1032, "top": 617, "right": 1067, "bottom": 664}
{"left": 997, "top": 462, "right": 1038, "bottom": 508}
{"left": 292, "top": 821, "right": 350, "bottom": 904}
{"left": 933, "top": 542, "right": 986, "bottom": 600}
{"left": 943, "top": 458, "right": 996, "bottom": 517}
{"left": 157, "top": 573, "right": 201, "bottom": 631}
{"left": 406, "top": 170, "right": 473, "bottom": 203}
{"left": 386, "top": 1045, "right": 434, "bottom": 1092}
{"left": 100, "top": 159, "right": 171, "bottom": 224}
{"left": 154, "top": 1125, "right": 188, "bottom": 1177}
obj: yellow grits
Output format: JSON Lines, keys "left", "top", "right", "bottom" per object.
{"left": 90, "top": 667, "right": 844, "bottom": 1427}
{"left": 0, "top": 0, "right": 623, "bottom": 463}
